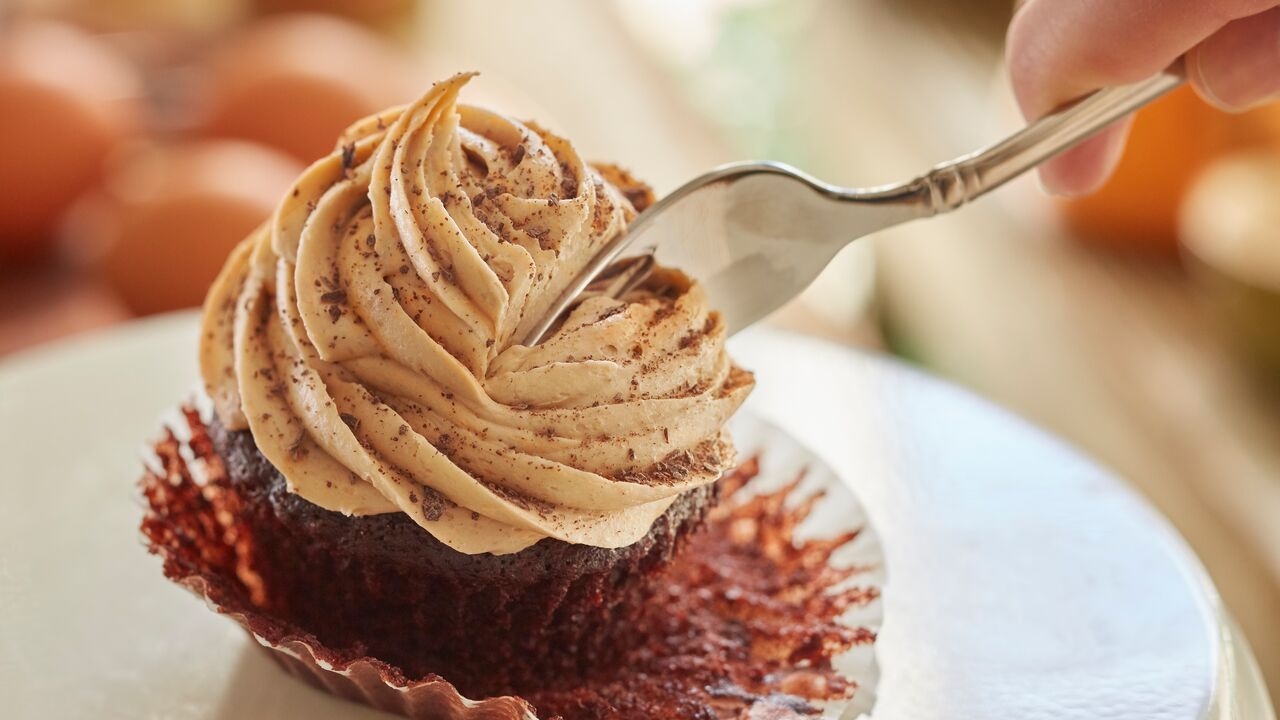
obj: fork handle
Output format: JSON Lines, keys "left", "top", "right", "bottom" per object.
{"left": 913, "top": 62, "right": 1186, "bottom": 215}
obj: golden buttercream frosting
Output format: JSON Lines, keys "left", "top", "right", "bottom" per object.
{"left": 200, "top": 73, "right": 753, "bottom": 555}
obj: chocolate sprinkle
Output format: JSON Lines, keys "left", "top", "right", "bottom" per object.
{"left": 340, "top": 143, "right": 356, "bottom": 177}
{"left": 418, "top": 487, "right": 446, "bottom": 522}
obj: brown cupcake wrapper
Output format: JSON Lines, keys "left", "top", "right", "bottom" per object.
{"left": 176, "top": 572, "right": 540, "bottom": 720}
{"left": 143, "top": 405, "right": 544, "bottom": 719}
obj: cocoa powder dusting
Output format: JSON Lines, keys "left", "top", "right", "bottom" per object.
{"left": 611, "top": 439, "right": 725, "bottom": 486}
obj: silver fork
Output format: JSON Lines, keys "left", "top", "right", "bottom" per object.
{"left": 523, "top": 66, "right": 1185, "bottom": 346}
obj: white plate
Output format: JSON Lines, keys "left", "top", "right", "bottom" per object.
{"left": 0, "top": 314, "right": 1268, "bottom": 719}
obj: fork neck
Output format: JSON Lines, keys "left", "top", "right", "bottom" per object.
{"left": 848, "top": 64, "right": 1185, "bottom": 220}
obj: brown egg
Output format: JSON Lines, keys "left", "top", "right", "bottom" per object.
{"left": 0, "top": 20, "right": 141, "bottom": 262}
{"left": 68, "top": 140, "right": 302, "bottom": 315}
{"left": 248, "top": 0, "right": 416, "bottom": 29}
{"left": 0, "top": 268, "right": 132, "bottom": 356}
{"left": 198, "top": 13, "right": 410, "bottom": 163}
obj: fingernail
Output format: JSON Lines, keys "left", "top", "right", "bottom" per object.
{"left": 1190, "top": 48, "right": 1237, "bottom": 112}
{"left": 1037, "top": 169, "right": 1086, "bottom": 198}
{"left": 1190, "top": 9, "right": 1280, "bottom": 112}
{"left": 1036, "top": 172, "right": 1057, "bottom": 196}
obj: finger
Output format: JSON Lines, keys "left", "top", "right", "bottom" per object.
{"left": 1007, "top": 0, "right": 1277, "bottom": 194}
{"left": 1188, "top": 7, "right": 1280, "bottom": 110}
{"left": 1007, "top": 0, "right": 1277, "bottom": 119}
{"left": 1037, "top": 119, "right": 1133, "bottom": 197}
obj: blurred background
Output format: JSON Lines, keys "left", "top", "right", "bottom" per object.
{"left": 1, "top": 0, "right": 1277, "bottom": 704}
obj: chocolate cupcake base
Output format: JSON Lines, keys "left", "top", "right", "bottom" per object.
{"left": 197, "top": 413, "right": 717, "bottom": 699}
{"left": 141, "top": 408, "right": 878, "bottom": 719}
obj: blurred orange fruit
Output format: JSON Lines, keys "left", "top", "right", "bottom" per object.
{"left": 1180, "top": 152, "right": 1280, "bottom": 380}
{"left": 66, "top": 140, "right": 302, "bottom": 315}
{"left": 1059, "top": 86, "right": 1280, "bottom": 255}
{"left": 197, "top": 13, "right": 410, "bottom": 163}
{"left": 0, "top": 19, "right": 141, "bottom": 263}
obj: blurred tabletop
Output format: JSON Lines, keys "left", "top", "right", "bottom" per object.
{"left": 878, "top": 186, "right": 1280, "bottom": 691}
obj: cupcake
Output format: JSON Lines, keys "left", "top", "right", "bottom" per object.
{"left": 156, "top": 72, "right": 755, "bottom": 701}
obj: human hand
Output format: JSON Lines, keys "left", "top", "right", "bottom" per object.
{"left": 1007, "top": 0, "right": 1280, "bottom": 195}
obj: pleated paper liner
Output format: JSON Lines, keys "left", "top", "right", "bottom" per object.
{"left": 140, "top": 406, "right": 882, "bottom": 719}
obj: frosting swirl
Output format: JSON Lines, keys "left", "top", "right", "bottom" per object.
{"left": 200, "top": 73, "right": 753, "bottom": 555}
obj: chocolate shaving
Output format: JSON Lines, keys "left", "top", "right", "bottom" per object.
{"left": 527, "top": 227, "right": 552, "bottom": 251}
{"left": 341, "top": 143, "right": 357, "bottom": 177}
{"left": 287, "top": 432, "right": 308, "bottom": 461}
{"left": 611, "top": 439, "right": 724, "bottom": 486}
{"left": 419, "top": 487, "right": 447, "bottom": 522}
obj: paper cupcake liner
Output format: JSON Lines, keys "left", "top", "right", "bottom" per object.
{"left": 140, "top": 405, "right": 882, "bottom": 720}
{"left": 728, "top": 411, "right": 885, "bottom": 720}
{"left": 182, "top": 574, "right": 540, "bottom": 720}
